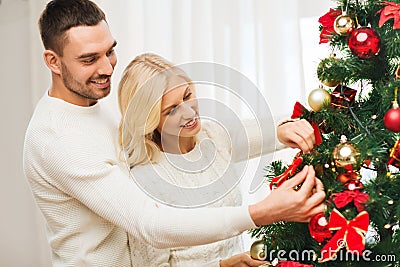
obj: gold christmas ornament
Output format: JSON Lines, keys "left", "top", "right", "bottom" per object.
{"left": 308, "top": 88, "right": 331, "bottom": 111}
{"left": 317, "top": 54, "right": 341, "bottom": 87}
{"left": 250, "top": 239, "right": 267, "bottom": 260}
{"left": 332, "top": 135, "right": 360, "bottom": 168}
{"left": 334, "top": 14, "right": 354, "bottom": 35}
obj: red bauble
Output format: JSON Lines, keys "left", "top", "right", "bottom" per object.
{"left": 309, "top": 212, "right": 332, "bottom": 243}
{"left": 348, "top": 27, "right": 381, "bottom": 59}
{"left": 384, "top": 107, "right": 400, "bottom": 132}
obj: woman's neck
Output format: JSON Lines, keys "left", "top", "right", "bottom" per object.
{"left": 159, "top": 134, "right": 196, "bottom": 154}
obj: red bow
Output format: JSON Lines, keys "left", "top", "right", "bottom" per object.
{"left": 277, "top": 261, "right": 313, "bottom": 267}
{"left": 291, "top": 102, "right": 323, "bottom": 146}
{"left": 333, "top": 190, "right": 369, "bottom": 212}
{"left": 319, "top": 209, "right": 369, "bottom": 263}
{"left": 318, "top": 8, "right": 341, "bottom": 43}
{"left": 270, "top": 156, "right": 303, "bottom": 190}
{"left": 377, "top": 1, "right": 400, "bottom": 29}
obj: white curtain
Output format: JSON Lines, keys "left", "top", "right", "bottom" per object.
{"left": 97, "top": 0, "right": 306, "bottom": 119}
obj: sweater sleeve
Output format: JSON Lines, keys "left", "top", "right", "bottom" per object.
{"left": 202, "top": 118, "right": 280, "bottom": 162}
{"left": 39, "top": 133, "right": 256, "bottom": 249}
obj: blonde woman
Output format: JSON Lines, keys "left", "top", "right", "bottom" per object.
{"left": 118, "top": 53, "right": 323, "bottom": 267}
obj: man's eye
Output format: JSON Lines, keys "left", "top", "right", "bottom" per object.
{"left": 106, "top": 49, "right": 115, "bottom": 57}
{"left": 83, "top": 57, "right": 96, "bottom": 64}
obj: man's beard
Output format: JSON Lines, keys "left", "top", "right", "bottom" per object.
{"left": 61, "top": 62, "right": 110, "bottom": 101}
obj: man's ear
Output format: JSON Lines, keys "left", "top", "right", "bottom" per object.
{"left": 43, "top": 50, "right": 61, "bottom": 75}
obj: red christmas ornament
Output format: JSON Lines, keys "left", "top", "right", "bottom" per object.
{"left": 346, "top": 180, "right": 364, "bottom": 191}
{"left": 309, "top": 212, "right": 332, "bottom": 243}
{"left": 348, "top": 27, "right": 381, "bottom": 59}
{"left": 384, "top": 107, "right": 400, "bottom": 132}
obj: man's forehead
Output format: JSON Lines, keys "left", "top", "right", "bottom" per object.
{"left": 64, "top": 21, "right": 115, "bottom": 55}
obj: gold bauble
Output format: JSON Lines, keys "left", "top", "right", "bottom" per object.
{"left": 308, "top": 88, "right": 331, "bottom": 111}
{"left": 332, "top": 135, "right": 360, "bottom": 168}
{"left": 321, "top": 79, "right": 340, "bottom": 87}
{"left": 250, "top": 239, "right": 267, "bottom": 260}
{"left": 334, "top": 14, "right": 354, "bottom": 35}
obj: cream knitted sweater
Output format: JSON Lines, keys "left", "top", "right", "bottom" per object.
{"left": 128, "top": 121, "right": 244, "bottom": 267}
{"left": 23, "top": 93, "right": 256, "bottom": 267}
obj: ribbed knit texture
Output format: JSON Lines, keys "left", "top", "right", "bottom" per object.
{"left": 23, "top": 92, "right": 256, "bottom": 267}
{"left": 129, "top": 121, "right": 244, "bottom": 266}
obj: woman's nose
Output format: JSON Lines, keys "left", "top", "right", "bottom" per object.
{"left": 180, "top": 102, "right": 196, "bottom": 118}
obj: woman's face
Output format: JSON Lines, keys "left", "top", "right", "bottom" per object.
{"left": 157, "top": 75, "right": 201, "bottom": 139}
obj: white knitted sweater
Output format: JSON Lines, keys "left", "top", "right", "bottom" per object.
{"left": 129, "top": 121, "right": 244, "bottom": 267}
{"left": 23, "top": 93, "right": 256, "bottom": 267}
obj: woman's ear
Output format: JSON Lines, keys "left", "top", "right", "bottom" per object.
{"left": 43, "top": 50, "right": 61, "bottom": 75}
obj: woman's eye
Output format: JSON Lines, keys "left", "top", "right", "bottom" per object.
{"left": 183, "top": 92, "right": 192, "bottom": 100}
{"left": 168, "top": 107, "right": 177, "bottom": 115}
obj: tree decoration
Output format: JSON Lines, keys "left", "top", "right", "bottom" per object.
{"left": 332, "top": 135, "right": 361, "bottom": 168}
{"left": 317, "top": 54, "right": 341, "bottom": 87}
{"left": 333, "top": 190, "right": 369, "bottom": 212}
{"left": 319, "top": 209, "right": 369, "bottom": 263}
{"left": 330, "top": 85, "right": 357, "bottom": 108}
{"left": 308, "top": 88, "right": 331, "bottom": 111}
{"left": 333, "top": 12, "right": 354, "bottom": 35}
{"left": 388, "top": 139, "right": 400, "bottom": 167}
{"left": 309, "top": 213, "right": 332, "bottom": 243}
{"left": 383, "top": 87, "right": 400, "bottom": 132}
{"left": 250, "top": 238, "right": 267, "bottom": 260}
{"left": 318, "top": 8, "right": 341, "bottom": 43}
{"left": 348, "top": 27, "right": 381, "bottom": 59}
{"left": 377, "top": 1, "right": 400, "bottom": 29}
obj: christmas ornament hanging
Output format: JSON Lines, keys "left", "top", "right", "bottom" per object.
{"left": 333, "top": 13, "right": 354, "bottom": 34}
{"left": 332, "top": 135, "right": 360, "bottom": 168}
{"left": 309, "top": 212, "right": 332, "bottom": 243}
{"left": 384, "top": 88, "right": 400, "bottom": 132}
{"left": 250, "top": 239, "right": 267, "bottom": 260}
{"left": 308, "top": 88, "right": 331, "bottom": 111}
{"left": 348, "top": 27, "right": 381, "bottom": 59}
{"left": 317, "top": 54, "right": 341, "bottom": 87}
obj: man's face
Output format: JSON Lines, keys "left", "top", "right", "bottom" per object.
{"left": 59, "top": 20, "right": 117, "bottom": 105}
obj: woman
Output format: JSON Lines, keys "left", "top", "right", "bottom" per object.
{"left": 118, "top": 53, "right": 316, "bottom": 267}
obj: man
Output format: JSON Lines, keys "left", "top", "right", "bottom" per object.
{"left": 23, "top": 0, "right": 325, "bottom": 266}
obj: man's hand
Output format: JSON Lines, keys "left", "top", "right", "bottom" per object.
{"left": 249, "top": 165, "right": 325, "bottom": 226}
{"left": 277, "top": 119, "right": 315, "bottom": 153}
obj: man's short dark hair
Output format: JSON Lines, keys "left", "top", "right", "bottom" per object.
{"left": 39, "top": 0, "right": 106, "bottom": 55}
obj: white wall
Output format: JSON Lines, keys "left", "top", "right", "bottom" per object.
{"left": 0, "top": 0, "right": 51, "bottom": 266}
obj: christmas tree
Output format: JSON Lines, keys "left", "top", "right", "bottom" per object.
{"left": 249, "top": 1, "right": 400, "bottom": 266}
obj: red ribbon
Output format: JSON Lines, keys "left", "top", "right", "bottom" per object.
{"left": 270, "top": 156, "right": 303, "bottom": 190}
{"left": 319, "top": 209, "right": 369, "bottom": 263}
{"left": 291, "top": 102, "right": 323, "bottom": 146}
{"left": 333, "top": 190, "right": 369, "bottom": 212}
{"left": 377, "top": 1, "right": 400, "bottom": 29}
{"left": 318, "top": 8, "right": 341, "bottom": 43}
{"left": 277, "top": 261, "right": 313, "bottom": 267}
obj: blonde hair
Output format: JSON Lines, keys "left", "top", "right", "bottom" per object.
{"left": 118, "top": 53, "right": 192, "bottom": 167}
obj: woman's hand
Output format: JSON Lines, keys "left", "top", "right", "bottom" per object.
{"left": 277, "top": 119, "right": 315, "bottom": 153}
{"left": 219, "top": 252, "right": 269, "bottom": 267}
